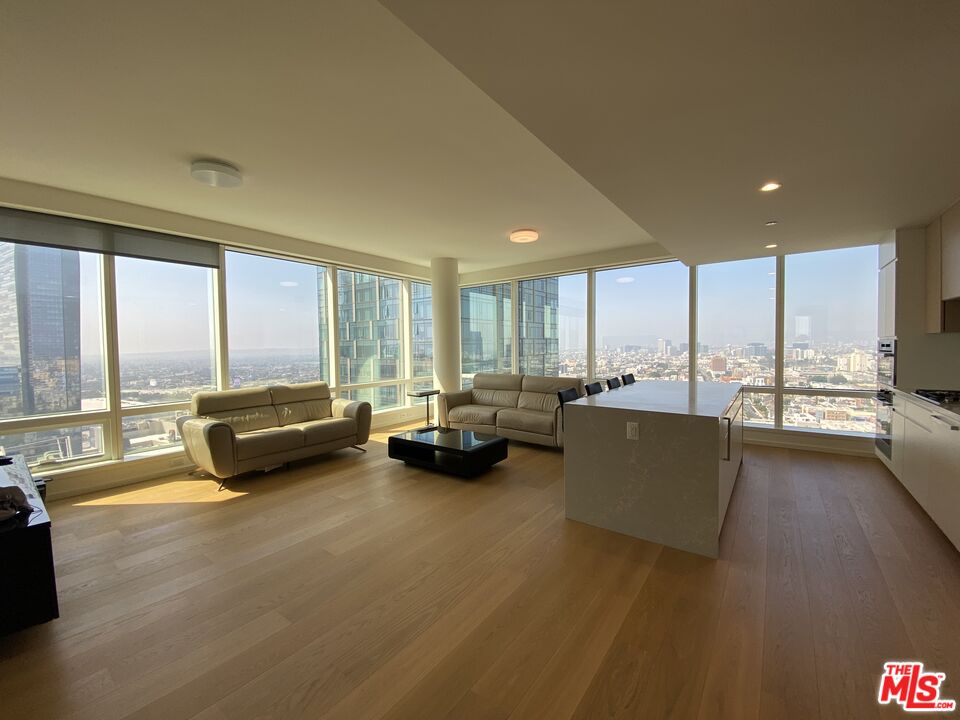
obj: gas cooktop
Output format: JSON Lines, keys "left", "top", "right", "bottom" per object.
{"left": 913, "top": 389, "right": 960, "bottom": 406}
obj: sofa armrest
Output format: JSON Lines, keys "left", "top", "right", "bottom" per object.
{"left": 332, "top": 398, "right": 372, "bottom": 444}
{"left": 438, "top": 390, "right": 472, "bottom": 427}
{"left": 179, "top": 417, "right": 237, "bottom": 479}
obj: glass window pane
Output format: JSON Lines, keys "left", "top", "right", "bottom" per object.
{"left": 339, "top": 385, "right": 402, "bottom": 412}
{"left": 116, "top": 257, "right": 216, "bottom": 406}
{"left": 411, "top": 281, "right": 433, "bottom": 379}
{"left": 784, "top": 246, "right": 878, "bottom": 390}
{"left": 518, "top": 274, "right": 587, "bottom": 377}
{"left": 122, "top": 410, "right": 191, "bottom": 456}
{"left": 594, "top": 261, "right": 689, "bottom": 381}
{"left": 782, "top": 394, "right": 877, "bottom": 435}
{"left": 226, "top": 251, "right": 330, "bottom": 387}
{"left": 0, "top": 243, "right": 106, "bottom": 418}
{"left": 743, "top": 391, "right": 776, "bottom": 428}
{"left": 0, "top": 424, "right": 105, "bottom": 469}
{"left": 697, "top": 257, "right": 776, "bottom": 385}
{"left": 460, "top": 283, "right": 512, "bottom": 388}
{"left": 338, "top": 270, "right": 402, "bottom": 391}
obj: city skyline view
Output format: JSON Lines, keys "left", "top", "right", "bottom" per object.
{"left": 0, "top": 239, "right": 882, "bottom": 467}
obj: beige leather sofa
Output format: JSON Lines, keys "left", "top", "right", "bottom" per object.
{"left": 438, "top": 373, "right": 585, "bottom": 447}
{"left": 177, "top": 381, "right": 371, "bottom": 484}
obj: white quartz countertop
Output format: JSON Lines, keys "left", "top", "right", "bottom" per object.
{"left": 568, "top": 380, "right": 742, "bottom": 418}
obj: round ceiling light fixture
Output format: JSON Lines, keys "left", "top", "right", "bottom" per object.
{"left": 765, "top": 220, "right": 779, "bottom": 226}
{"left": 509, "top": 228, "right": 539, "bottom": 244}
{"left": 759, "top": 181, "right": 782, "bottom": 192}
{"left": 191, "top": 160, "right": 243, "bottom": 188}
{"left": 765, "top": 243, "right": 779, "bottom": 249}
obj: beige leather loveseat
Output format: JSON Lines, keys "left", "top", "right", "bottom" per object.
{"left": 438, "top": 373, "right": 584, "bottom": 447}
{"left": 178, "top": 381, "right": 371, "bottom": 484}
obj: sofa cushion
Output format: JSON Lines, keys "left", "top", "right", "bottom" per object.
{"left": 275, "top": 399, "right": 333, "bottom": 425}
{"left": 521, "top": 375, "right": 585, "bottom": 396}
{"left": 496, "top": 407, "right": 555, "bottom": 436}
{"left": 472, "top": 388, "right": 521, "bottom": 408}
{"left": 269, "top": 382, "right": 331, "bottom": 404}
{"left": 193, "top": 387, "right": 272, "bottom": 415}
{"left": 235, "top": 427, "right": 304, "bottom": 460}
{"left": 269, "top": 383, "right": 334, "bottom": 425}
{"left": 286, "top": 417, "right": 357, "bottom": 445}
{"left": 207, "top": 405, "right": 280, "bottom": 434}
{"left": 517, "top": 391, "right": 560, "bottom": 414}
{"left": 472, "top": 373, "right": 523, "bottom": 391}
{"left": 448, "top": 404, "right": 502, "bottom": 426}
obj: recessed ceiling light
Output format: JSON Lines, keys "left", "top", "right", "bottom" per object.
{"left": 509, "top": 229, "right": 539, "bottom": 244}
{"left": 279, "top": 281, "right": 299, "bottom": 287}
{"left": 191, "top": 160, "right": 243, "bottom": 188}
{"left": 765, "top": 220, "right": 779, "bottom": 226}
{"left": 615, "top": 277, "right": 635, "bottom": 284}
{"left": 765, "top": 243, "right": 778, "bottom": 249}
{"left": 760, "top": 181, "right": 782, "bottom": 192}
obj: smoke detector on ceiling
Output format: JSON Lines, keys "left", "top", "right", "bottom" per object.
{"left": 190, "top": 160, "right": 243, "bottom": 188}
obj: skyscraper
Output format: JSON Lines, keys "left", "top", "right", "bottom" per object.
{"left": 0, "top": 243, "right": 81, "bottom": 416}
{"left": 518, "top": 276, "right": 560, "bottom": 375}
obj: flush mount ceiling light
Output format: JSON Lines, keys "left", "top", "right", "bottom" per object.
{"left": 191, "top": 160, "right": 243, "bottom": 188}
{"left": 509, "top": 229, "right": 539, "bottom": 244}
{"left": 765, "top": 243, "right": 778, "bottom": 249}
{"left": 765, "top": 220, "right": 779, "bottom": 226}
{"left": 759, "top": 181, "right": 782, "bottom": 192}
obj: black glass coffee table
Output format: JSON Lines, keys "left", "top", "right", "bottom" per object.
{"left": 388, "top": 428, "right": 508, "bottom": 478}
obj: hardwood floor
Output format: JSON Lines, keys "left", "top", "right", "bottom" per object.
{"left": 1, "top": 427, "right": 958, "bottom": 719}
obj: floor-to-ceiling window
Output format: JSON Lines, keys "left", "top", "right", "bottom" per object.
{"left": 410, "top": 281, "right": 434, "bottom": 397}
{"left": 116, "top": 257, "right": 217, "bottom": 455}
{"left": 461, "top": 283, "right": 511, "bottom": 388}
{"left": 518, "top": 273, "right": 587, "bottom": 377}
{"left": 594, "top": 261, "right": 689, "bottom": 381}
{"left": 697, "top": 257, "right": 777, "bottom": 427}
{"left": 226, "top": 251, "right": 330, "bottom": 387}
{"left": 782, "top": 245, "right": 878, "bottom": 433}
{"left": 337, "top": 269, "right": 403, "bottom": 410}
{"left": 0, "top": 243, "right": 107, "bottom": 466}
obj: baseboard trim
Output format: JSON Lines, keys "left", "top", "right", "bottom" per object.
{"left": 744, "top": 427, "right": 876, "bottom": 457}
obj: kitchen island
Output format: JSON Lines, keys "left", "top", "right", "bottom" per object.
{"left": 564, "top": 381, "right": 743, "bottom": 558}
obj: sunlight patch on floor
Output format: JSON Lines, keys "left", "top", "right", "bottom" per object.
{"left": 73, "top": 480, "right": 247, "bottom": 506}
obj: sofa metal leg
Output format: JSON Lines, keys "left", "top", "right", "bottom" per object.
{"left": 218, "top": 478, "right": 227, "bottom": 492}
{"left": 351, "top": 445, "right": 367, "bottom": 453}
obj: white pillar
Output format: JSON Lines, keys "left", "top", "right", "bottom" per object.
{"left": 431, "top": 257, "right": 461, "bottom": 393}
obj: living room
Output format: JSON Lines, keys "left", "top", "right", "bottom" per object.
{"left": 1, "top": 2, "right": 960, "bottom": 719}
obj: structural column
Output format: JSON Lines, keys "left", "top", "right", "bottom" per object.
{"left": 430, "top": 257, "right": 461, "bottom": 393}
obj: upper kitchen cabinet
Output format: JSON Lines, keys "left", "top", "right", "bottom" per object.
{"left": 943, "top": 200, "right": 960, "bottom": 301}
{"left": 878, "top": 233, "right": 897, "bottom": 338}
{"left": 925, "top": 202, "right": 960, "bottom": 333}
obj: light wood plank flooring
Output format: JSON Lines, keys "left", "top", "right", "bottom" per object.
{"left": 1, "top": 427, "right": 958, "bottom": 719}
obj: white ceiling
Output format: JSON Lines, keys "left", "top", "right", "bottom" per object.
{"left": 0, "top": 0, "right": 650, "bottom": 273}
{"left": 382, "top": 0, "right": 960, "bottom": 265}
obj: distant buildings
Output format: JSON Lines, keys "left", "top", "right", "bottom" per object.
{"left": 0, "top": 244, "right": 90, "bottom": 463}
{"left": 337, "top": 270, "right": 401, "bottom": 408}
{"left": 0, "top": 243, "right": 82, "bottom": 416}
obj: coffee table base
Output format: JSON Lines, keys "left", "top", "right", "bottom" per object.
{"left": 388, "top": 431, "right": 507, "bottom": 478}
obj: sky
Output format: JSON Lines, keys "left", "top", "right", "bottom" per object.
{"left": 74, "top": 244, "right": 879, "bottom": 358}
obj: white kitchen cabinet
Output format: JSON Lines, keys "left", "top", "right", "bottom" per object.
{"left": 942, "top": 200, "right": 960, "bottom": 301}
{"left": 899, "top": 404, "right": 931, "bottom": 508}
{"left": 885, "top": 393, "right": 960, "bottom": 552}
{"left": 878, "top": 261, "right": 896, "bottom": 338}
{"left": 927, "top": 412, "right": 960, "bottom": 551}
